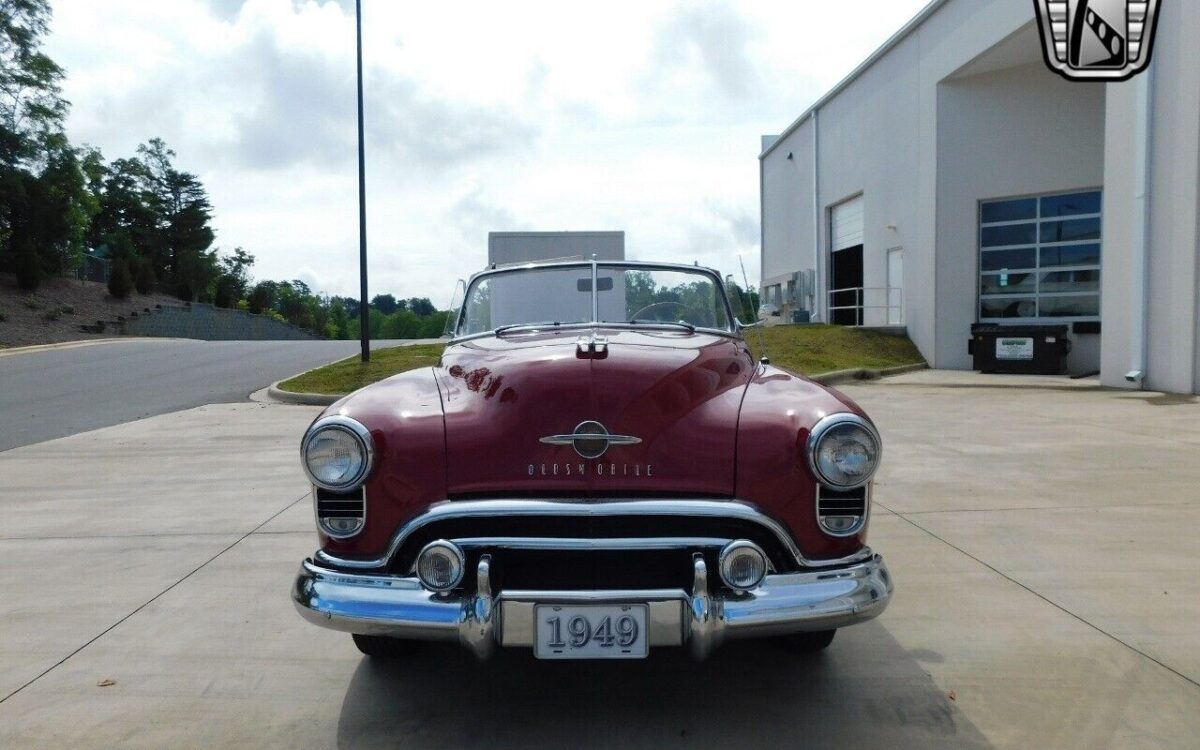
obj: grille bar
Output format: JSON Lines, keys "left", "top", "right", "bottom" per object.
{"left": 315, "top": 487, "right": 365, "bottom": 536}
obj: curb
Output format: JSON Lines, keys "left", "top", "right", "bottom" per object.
{"left": 262, "top": 338, "right": 449, "bottom": 406}
{"left": 266, "top": 360, "right": 932, "bottom": 405}
{"left": 813, "top": 362, "right": 928, "bottom": 386}
{"left": 0, "top": 337, "right": 181, "bottom": 358}
{"left": 267, "top": 380, "right": 342, "bottom": 406}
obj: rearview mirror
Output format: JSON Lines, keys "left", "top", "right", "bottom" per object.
{"left": 577, "top": 277, "right": 614, "bottom": 292}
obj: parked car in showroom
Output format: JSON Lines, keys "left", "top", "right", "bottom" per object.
{"left": 292, "top": 260, "right": 891, "bottom": 660}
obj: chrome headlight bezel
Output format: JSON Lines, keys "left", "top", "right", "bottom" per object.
{"left": 301, "top": 415, "right": 374, "bottom": 491}
{"left": 806, "top": 413, "right": 882, "bottom": 490}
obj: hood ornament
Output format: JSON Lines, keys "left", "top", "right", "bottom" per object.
{"left": 540, "top": 420, "right": 641, "bottom": 460}
{"left": 576, "top": 334, "right": 608, "bottom": 358}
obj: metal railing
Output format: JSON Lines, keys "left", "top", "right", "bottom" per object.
{"left": 827, "top": 287, "right": 903, "bottom": 327}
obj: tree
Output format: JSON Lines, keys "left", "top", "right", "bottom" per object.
{"left": 247, "top": 280, "right": 276, "bottom": 314}
{"left": 133, "top": 256, "right": 155, "bottom": 294}
{"left": 107, "top": 258, "right": 133, "bottom": 299}
{"left": 212, "top": 247, "right": 254, "bottom": 307}
{"left": 370, "top": 293, "right": 398, "bottom": 315}
{"left": 329, "top": 301, "right": 349, "bottom": 339}
{"left": 135, "top": 138, "right": 216, "bottom": 298}
{"left": 35, "top": 145, "right": 95, "bottom": 275}
{"left": 0, "top": 0, "right": 69, "bottom": 169}
{"left": 89, "top": 156, "right": 156, "bottom": 254}
{"left": 407, "top": 297, "right": 435, "bottom": 316}
{"left": 213, "top": 274, "right": 240, "bottom": 308}
{"left": 1, "top": 0, "right": 84, "bottom": 286}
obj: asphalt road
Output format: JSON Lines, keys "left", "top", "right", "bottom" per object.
{"left": 0, "top": 338, "right": 414, "bottom": 451}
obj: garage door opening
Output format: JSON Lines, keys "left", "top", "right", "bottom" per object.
{"left": 829, "top": 196, "right": 865, "bottom": 326}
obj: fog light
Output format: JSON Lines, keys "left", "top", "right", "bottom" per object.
{"left": 416, "top": 540, "right": 465, "bottom": 591}
{"left": 718, "top": 540, "right": 768, "bottom": 591}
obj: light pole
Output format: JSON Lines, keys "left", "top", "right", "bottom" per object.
{"left": 355, "top": 0, "right": 370, "bottom": 362}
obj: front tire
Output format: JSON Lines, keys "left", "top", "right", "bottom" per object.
{"left": 352, "top": 633, "right": 418, "bottom": 658}
{"left": 775, "top": 629, "right": 836, "bottom": 654}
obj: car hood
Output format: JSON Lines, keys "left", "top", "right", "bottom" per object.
{"left": 435, "top": 328, "right": 754, "bottom": 496}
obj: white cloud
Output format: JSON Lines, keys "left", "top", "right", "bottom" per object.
{"left": 46, "top": 0, "right": 931, "bottom": 299}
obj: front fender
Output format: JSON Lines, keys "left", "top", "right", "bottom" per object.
{"left": 315, "top": 367, "right": 448, "bottom": 563}
{"left": 735, "top": 364, "right": 873, "bottom": 562}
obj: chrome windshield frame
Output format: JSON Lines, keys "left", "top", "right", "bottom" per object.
{"left": 448, "top": 260, "right": 740, "bottom": 343}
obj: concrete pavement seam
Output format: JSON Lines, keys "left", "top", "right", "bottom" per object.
{"left": 889, "top": 499, "right": 1200, "bottom": 515}
{"left": 878, "top": 501, "right": 1200, "bottom": 690}
{"left": 0, "top": 529, "right": 314, "bottom": 541}
{"left": 0, "top": 493, "right": 308, "bottom": 705}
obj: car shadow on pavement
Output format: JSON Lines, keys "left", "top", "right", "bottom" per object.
{"left": 334, "top": 621, "right": 994, "bottom": 749}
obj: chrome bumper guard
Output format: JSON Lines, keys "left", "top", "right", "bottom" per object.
{"left": 292, "top": 553, "right": 892, "bottom": 660}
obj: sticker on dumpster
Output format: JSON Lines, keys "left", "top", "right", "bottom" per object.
{"left": 996, "top": 337, "right": 1034, "bottom": 360}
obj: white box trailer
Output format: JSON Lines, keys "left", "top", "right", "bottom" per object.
{"left": 487, "top": 231, "right": 624, "bottom": 266}
{"left": 484, "top": 232, "right": 626, "bottom": 326}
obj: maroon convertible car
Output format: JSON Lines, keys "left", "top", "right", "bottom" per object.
{"left": 292, "top": 260, "right": 892, "bottom": 660}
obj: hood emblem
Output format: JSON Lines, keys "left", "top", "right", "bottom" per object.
{"left": 540, "top": 420, "right": 641, "bottom": 459}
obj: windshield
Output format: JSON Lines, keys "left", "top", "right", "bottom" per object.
{"left": 456, "top": 263, "right": 732, "bottom": 336}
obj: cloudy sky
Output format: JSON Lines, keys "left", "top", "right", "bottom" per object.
{"left": 45, "top": 0, "right": 930, "bottom": 302}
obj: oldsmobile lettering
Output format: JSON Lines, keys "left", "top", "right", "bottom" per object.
{"left": 528, "top": 462, "right": 653, "bottom": 477}
{"left": 292, "top": 259, "right": 892, "bottom": 664}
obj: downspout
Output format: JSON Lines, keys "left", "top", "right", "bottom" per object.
{"left": 1128, "top": 65, "right": 1155, "bottom": 388}
{"left": 812, "top": 109, "right": 822, "bottom": 321}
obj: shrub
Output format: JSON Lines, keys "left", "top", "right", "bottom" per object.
{"left": 43, "top": 309, "right": 60, "bottom": 321}
{"left": 22, "top": 295, "right": 40, "bottom": 310}
{"left": 134, "top": 259, "right": 156, "bottom": 295}
{"left": 213, "top": 274, "right": 240, "bottom": 309}
{"left": 60, "top": 304, "right": 75, "bottom": 315}
{"left": 108, "top": 260, "right": 134, "bottom": 299}
{"left": 0, "top": 312, "right": 7, "bottom": 322}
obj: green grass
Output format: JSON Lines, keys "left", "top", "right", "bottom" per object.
{"left": 279, "top": 343, "right": 446, "bottom": 395}
{"left": 277, "top": 326, "right": 924, "bottom": 396}
{"left": 748, "top": 324, "right": 924, "bottom": 375}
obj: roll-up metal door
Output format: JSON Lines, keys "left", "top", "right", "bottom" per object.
{"left": 830, "top": 196, "right": 864, "bottom": 251}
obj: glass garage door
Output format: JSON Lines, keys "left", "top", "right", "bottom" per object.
{"left": 978, "top": 190, "right": 1101, "bottom": 322}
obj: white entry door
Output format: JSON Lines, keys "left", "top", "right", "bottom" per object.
{"left": 886, "top": 247, "right": 904, "bottom": 325}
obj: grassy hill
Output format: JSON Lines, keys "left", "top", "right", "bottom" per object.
{"left": 748, "top": 323, "right": 924, "bottom": 375}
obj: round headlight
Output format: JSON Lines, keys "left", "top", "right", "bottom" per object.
{"left": 301, "top": 416, "right": 373, "bottom": 491}
{"left": 807, "top": 413, "right": 881, "bottom": 489}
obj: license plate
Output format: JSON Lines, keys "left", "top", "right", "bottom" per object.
{"left": 534, "top": 604, "right": 648, "bottom": 659}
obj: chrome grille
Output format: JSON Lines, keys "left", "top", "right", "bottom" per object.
{"left": 315, "top": 486, "right": 365, "bottom": 537}
{"left": 816, "top": 484, "right": 869, "bottom": 536}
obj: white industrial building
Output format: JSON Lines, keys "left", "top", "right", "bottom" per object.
{"left": 760, "top": 0, "right": 1200, "bottom": 394}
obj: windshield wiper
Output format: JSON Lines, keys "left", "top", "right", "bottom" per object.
{"left": 494, "top": 321, "right": 561, "bottom": 336}
{"left": 626, "top": 319, "right": 696, "bottom": 333}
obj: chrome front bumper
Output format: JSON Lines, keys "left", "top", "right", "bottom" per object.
{"left": 293, "top": 552, "right": 892, "bottom": 660}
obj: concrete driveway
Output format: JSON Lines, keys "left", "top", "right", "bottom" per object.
{"left": 0, "top": 371, "right": 1196, "bottom": 748}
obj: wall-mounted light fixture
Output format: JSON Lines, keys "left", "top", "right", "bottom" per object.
{"left": 786, "top": 152, "right": 794, "bottom": 160}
